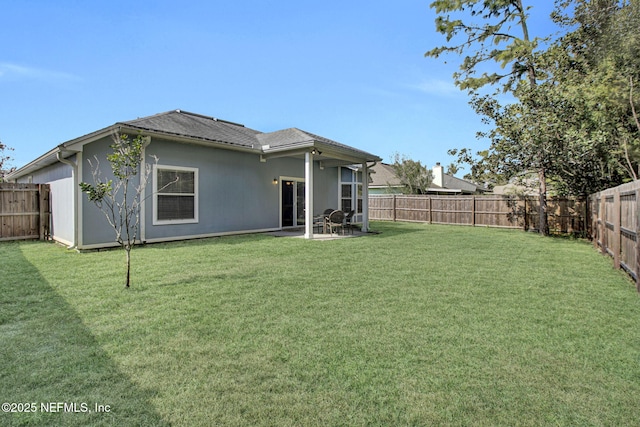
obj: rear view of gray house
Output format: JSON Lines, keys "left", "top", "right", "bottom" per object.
{"left": 8, "top": 110, "right": 381, "bottom": 249}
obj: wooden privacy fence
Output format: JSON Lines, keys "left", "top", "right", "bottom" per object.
{"left": 369, "top": 195, "right": 586, "bottom": 235}
{"left": 0, "top": 183, "right": 51, "bottom": 241}
{"left": 589, "top": 181, "right": 640, "bottom": 290}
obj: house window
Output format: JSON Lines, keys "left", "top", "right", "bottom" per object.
{"left": 153, "top": 165, "right": 198, "bottom": 225}
{"left": 339, "top": 167, "right": 363, "bottom": 222}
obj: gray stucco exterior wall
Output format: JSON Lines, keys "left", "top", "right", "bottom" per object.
{"left": 79, "top": 136, "right": 341, "bottom": 247}
{"left": 81, "top": 136, "right": 143, "bottom": 246}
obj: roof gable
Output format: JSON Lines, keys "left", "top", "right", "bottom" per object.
{"left": 258, "top": 128, "right": 379, "bottom": 161}
{"left": 256, "top": 128, "right": 314, "bottom": 148}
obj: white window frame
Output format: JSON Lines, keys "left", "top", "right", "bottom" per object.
{"left": 338, "top": 167, "right": 363, "bottom": 223}
{"left": 153, "top": 165, "right": 199, "bottom": 225}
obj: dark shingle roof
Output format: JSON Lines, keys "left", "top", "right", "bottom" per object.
{"left": 256, "top": 128, "right": 313, "bottom": 148}
{"left": 257, "top": 128, "right": 379, "bottom": 160}
{"left": 119, "top": 111, "right": 379, "bottom": 160}
{"left": 120, "top": 110, "right": 262, "bottom": 148}
{"left": 8, "top": 109, "right": 381, "bottom": 180}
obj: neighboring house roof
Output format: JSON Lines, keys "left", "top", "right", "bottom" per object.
{"left": 8, "top": 110, "right": 381, "bottom": 180}
{"left": 439, "top": 171, "right": 483, "bottom": 194}
{"left": 431, "top": 163, "right": 487, "bottom": 194}
{"left": 369, "top": 162, "right": 487, "bottom": 194}
{"left": 369, "top": 163, "right": 403, "bottom": 189}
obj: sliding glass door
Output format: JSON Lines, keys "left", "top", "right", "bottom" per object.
{"left": 281, "top": 179, "right": 305, "bottom": 227}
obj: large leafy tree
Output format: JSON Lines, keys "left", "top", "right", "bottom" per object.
{"left": 466, "top": 76, "right": 627, "bottom": 198}
{"left": 480, "top": 0, "right": 640, "bottom": 197}
{"left": 552, "top": 0, "right": 640, "bottom": 182}
{"left": 426, "top": 0, "right": 552, "bottom": 234}
{"left": 427, "top": 0, "right": 640, "bottom": 232}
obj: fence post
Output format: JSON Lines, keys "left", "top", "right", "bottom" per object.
{"left": 600, "top": 195, "right": 607, "bottom": 255}
{"left": 428, "top": 196, "right": 432, "bottom": 224}
{"left": 636, "top": 189, "right": 640, "bottom": 291}
{"left": 393, "top": 195, "right": 397, "bottom": 222}
{"left": 590, "top": 195, "right": 597, "bottom": 250}
{"left": 471, "top": 196, "right": 476, "bottom": 226}
{"left": 583, "top": 196, "right": 587, "bottom": 241}
{"left": 613, "top": 190, "right": 621, "bottom": 269}
{"left": 594, "top": 195, "right": 600, "bottom": 250}
{"left": 38, "top": 184, "right": 49, "bottom": 240}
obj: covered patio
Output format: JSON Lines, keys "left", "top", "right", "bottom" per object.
{"left": 258, "top": 128, "right": 381, "bottom": 240}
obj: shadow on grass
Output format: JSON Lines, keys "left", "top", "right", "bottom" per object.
{"left": 366, "top": 221, "right": 425, "bottom": 238}
{"left": 0, "top": 243, "right": 168, "bottom": 427}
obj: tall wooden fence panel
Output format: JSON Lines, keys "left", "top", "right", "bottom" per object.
{"left": 0, "top": 183, "right": 50, "bottom": 241}
{"left": 369, "top": 194, "right": 586, "bottom": 234}
{"left": 589, "top": 180, "right": 640, "bottom": 290}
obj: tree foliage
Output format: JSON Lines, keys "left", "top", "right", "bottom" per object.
{"left": 464, "top": 81, "right": 628, "bottom": 197}
{"left": 552, "top": 0, "right": 640, "bottom": 183}
{"left": 80, "top": 132, "right": 157, "bottom": 288}
{"left": 428, "top": 0, "right": 640, "bottom": 234}
{"left": 446, "top": 162, "right": 459, "bottom": 175}
{"left": 391, "top": 153, "right": 433, "bottom": 194}
{"left": 468, "top": 0, "right": 640, "bottom": 196}
{"left": 426, "top": 0, "right": 551, "bottom": 234}
{"left": 426, "top": 0, "right": 543, "bottom": 92}
{"left": 0, "top": 140, "right": 15, "bottom": 182}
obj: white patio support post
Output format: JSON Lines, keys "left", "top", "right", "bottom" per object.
{"left": 361, "top": 162, "right": 369, "bottom": 232}
{"left": 304, "top": 151, "right": 314, "bottom": 239}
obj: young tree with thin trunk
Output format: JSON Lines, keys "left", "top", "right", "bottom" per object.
{"left": 80, "top": 132, "right": 158, "bottom": 288}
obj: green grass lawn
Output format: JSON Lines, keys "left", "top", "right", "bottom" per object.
{"left": 1, "top": 222, "right": 639, "bottom": 426}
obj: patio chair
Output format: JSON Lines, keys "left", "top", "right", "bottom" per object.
{"left": 344, "top": 210, "right": 355, "bottom": 234}
{"left": 314, "top": 209, "right": 334, "bottom": 233}
{"left": 326, "top": 210, "right": 345, "bottom": 235}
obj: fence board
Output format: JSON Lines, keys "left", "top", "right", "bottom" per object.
{"left": 369, "top": 195, "right": 584, "bottom": 234}
{"left": 589, "top": 180, "right": 640, "bottom": 290}
{"left": 0, "top": 183, "right": 50, "bottom": 241}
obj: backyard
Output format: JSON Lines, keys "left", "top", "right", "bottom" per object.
{"left": 1, "top": 221, "right": 639, "bottom": 426}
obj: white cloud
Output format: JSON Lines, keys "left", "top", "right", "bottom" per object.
{"left": 413, "top": 78, "right": 463, "bottom": 97}
{"left": 0, "top": 62, "right": 79, "bottom": 82}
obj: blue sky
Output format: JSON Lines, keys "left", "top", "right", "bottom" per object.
{"left": 1, "top": 1, "right": 559, "bottom": 174}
